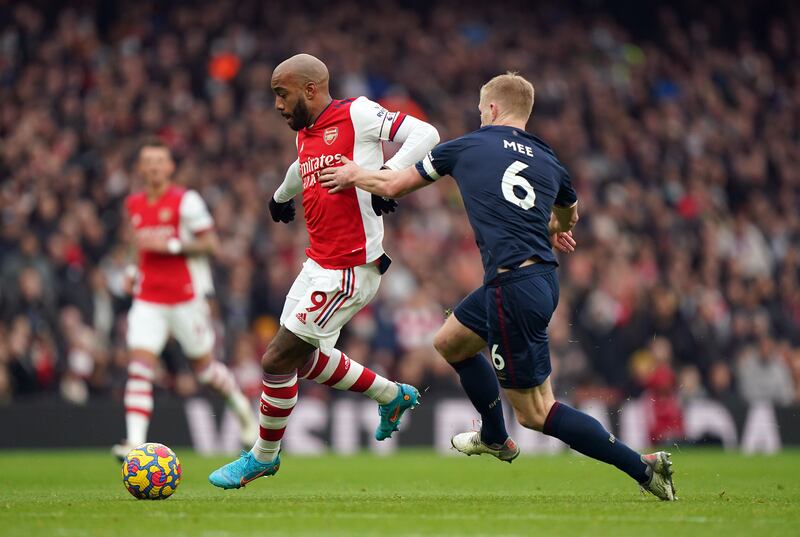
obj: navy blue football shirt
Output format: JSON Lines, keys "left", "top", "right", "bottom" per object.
{"left": 414, "top": 125, "right": 577, "bottom": 283}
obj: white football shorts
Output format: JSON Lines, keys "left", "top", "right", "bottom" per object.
{"left": 281, "top": 258, "right": 381, "bottom": 355}
{"left": 126, "top": 296, "right": 215, "bottom": 358}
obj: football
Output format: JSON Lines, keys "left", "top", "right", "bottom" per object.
{"left": 121, "top": 443, "right": 182, "bottom": 500}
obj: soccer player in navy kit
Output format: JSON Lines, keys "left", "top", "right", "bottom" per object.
{"left": 320, "top": 73, "right": 676, "bottom": 500}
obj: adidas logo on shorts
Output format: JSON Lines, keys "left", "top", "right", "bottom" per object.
{"left": 296, "top": 312, "right": 307, "bottom": 324}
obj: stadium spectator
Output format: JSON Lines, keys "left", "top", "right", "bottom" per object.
{"left": 736, "top": 337, "right": 795, "bottom": 406}
{"left": 0, "top": 0, "right": 798, "bottom": 415}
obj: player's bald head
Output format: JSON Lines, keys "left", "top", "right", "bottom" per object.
{"left": 271, "top": 54, "right": 333, "bottom": 131}
{"left": 272, "top": 53, "right": 330, "bottom": 89}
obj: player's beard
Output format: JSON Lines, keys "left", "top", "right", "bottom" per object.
{"left": 287, "top": 99, "right": 312, "bottom": 131}
{"left": 145, "top": 172, "right": 170, "bottom": 193}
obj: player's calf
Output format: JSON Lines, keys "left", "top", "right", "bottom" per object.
{"left": 299, "top": 348, "right": 416, "bottom": 440}
{"left": 299, "top": 348, "right": 399, "bottom": 403}
{"left": 123, "top": 353, "right": 157, "bottom": 446}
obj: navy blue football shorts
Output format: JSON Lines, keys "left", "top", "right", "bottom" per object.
{"left": 453, "top": 263, "right": 559, "bottom": 389}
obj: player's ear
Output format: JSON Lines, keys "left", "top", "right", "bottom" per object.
{"left": 490, "top": 102, "right": 499, "bottom": 124}
{"left": 305, "top": 81, "right": 316, "bottom": 100}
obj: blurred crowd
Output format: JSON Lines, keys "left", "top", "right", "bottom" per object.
{"left": 2, "top": 1, "right": 799, "bottom": 435}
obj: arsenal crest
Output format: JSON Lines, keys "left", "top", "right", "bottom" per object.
{"left": 159, "top": 207, "right": 173, "bottom": 222}
{"left": 324, "top": 127, "right": 338, "bottom": 145}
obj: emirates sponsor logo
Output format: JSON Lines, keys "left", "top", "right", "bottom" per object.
{"left": 135, "top": 225, "right": 175, "bottom": 239}
{"left": 323, "top": 127, "right": 338, "bottom": 145}
{"left": 299, "top": 153, "right": 344, "bottom": 188}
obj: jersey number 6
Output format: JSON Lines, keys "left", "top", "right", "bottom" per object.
{"left": 501, "top": 161, "right": 536, "bottom": 210}
{"left": 491, "top": 344, "right": 505, "bottom": 371}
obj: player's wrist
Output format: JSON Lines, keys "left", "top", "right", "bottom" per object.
{"left": 166, "top": 237, "right": 183, "bottom": 254}
{"left": 124, "top": 264, "right": 138, "bottom": 279}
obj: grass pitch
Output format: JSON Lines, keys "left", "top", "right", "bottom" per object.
{"left": 1, "top": 449, "right": 798, "bottom": 537}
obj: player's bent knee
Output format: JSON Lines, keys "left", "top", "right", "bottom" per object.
{"left": 129, "top": 349, "right": 159, "bottom": 367}
{"left": 188, "top": 354, "right": 212, "bottom": 372}
{"left": 515, "top": 400, "right": 555, "bottom": 432}
{"left": 433, "top": 330, "right": 469, "bottom": 363}
{"left": 432, "top": 331, "right": 454, "bottom": 360}
{"left": 261, "top": 329, "right": 316, "bottom": 374}
{"left": 261, "top": 346, "right": 293, "bottom": 375}
{"left": 516, "top": 412, "right": 545, "bottom": 432}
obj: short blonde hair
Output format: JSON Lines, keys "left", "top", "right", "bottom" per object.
{"left": 480, "top": 72, "right": 535, "bottom": 121}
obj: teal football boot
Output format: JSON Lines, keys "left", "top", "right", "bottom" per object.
{"left": 375, "top": 383, "right": 420, "bottom": 440}
{"left": 208, "top": 451, "right": 280, "bottom": 490}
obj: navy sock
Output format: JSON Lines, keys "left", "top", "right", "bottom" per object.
{"left": 450, "top": 354, "right": 508, "bottom": 446}
{"left": 543, "top": 402, "right": 649, "bottom": 483}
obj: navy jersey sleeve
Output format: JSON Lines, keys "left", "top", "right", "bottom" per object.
{"left": 554, "top": 167, "right": 578, "bottom": 207}
{"left": 414, "top": 138, "right": 464, "bottom": 182}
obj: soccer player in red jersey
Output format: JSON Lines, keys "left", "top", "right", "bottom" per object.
{"left": 209, "top": 54, "right": 440, "bottom": 489}
{"left": 112, "top": 139, "right": 257, "bottom": 460}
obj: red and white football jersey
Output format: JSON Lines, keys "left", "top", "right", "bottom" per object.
{"left": 126, "top": 185, "right": 214, "bottom": 304}
{"left": 297, "top": 97, "right": 407, "bottom": 269}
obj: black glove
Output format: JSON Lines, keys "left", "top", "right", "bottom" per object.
{"left": 371, "top": 194, "right": 397, "bottom": 216}
{"left": 269, "top": 197, "right": 296, "bottom": 223}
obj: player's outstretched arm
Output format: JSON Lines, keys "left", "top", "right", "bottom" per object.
{"left": 136, "top": 230, "right": 219, "bottom": 256}
{"left": 319, "top": 157, "right": 430, "bottom": 198}
{"left": 381, "top": 115, "right": 440, "bottom": 171}
{"left": 178, "top": 229, "right": 220, "bottom": 256}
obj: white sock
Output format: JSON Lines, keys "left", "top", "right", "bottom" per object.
{"left": 252, "top": 372, "right": 298, "bottom": 463}
{"left": 124, "top": 359, "right": 155, "bottom": 445}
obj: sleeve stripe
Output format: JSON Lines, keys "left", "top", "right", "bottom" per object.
{"left": 388, "top": 113, "right": 407, "bottom": 142}
{"left": 378, "top": 113, "right": 389, "bottom": 140}
{"left": 421, "top": 154, "right": 441, "bottom": 181}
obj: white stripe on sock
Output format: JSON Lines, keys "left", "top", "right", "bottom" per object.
{"left": 124, "top": 394, "right": 154, "bottom": 411}
{"left": 332, "top": 359, "right": 363, "bottom": 390}
{"left": 259, "top": 415, "right": 290, "bottom": 429}
{"left": 126, "top": 379, "right": 152, "bottom": 392}
{"left": 261, "top": 393, "right": 298, "bottom": 408}
{"left": 261, "top": 377, "right": 298, "bottom": 389}
{"left": 313, "top": 349, "right": 343, "bottom": 384}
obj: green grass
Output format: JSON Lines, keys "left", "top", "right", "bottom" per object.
{"left": 1, "top": 449, "right": 798, "bottom": 537}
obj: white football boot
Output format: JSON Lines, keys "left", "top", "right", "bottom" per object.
{"left": 450, "top": 431, "right": 520, "bottom": 463}
{"left": 111, "top": 441, "right": 135, "bottom": 462}
{"left": 640, "top": 451, "right": 677, "bottom": 501}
